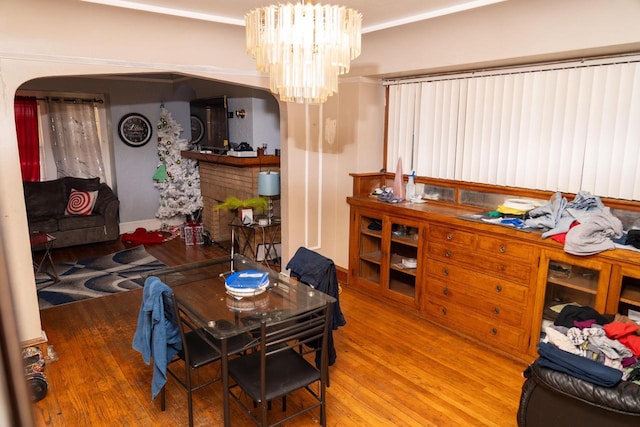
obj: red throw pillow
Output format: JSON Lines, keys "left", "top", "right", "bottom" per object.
{"left": 65, "top": 188, "right": 98, "bottom": 216}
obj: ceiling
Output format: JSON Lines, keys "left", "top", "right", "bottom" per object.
{"left": 81, "top": 0, "right": 507, "bottom": 33}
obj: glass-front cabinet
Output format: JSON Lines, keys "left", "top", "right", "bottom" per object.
{"left": 607, "top": 264, "right": 640, "bottom": 322}
{"left": 356, "top": 214, "right": 383, "bottom": 286}
{"left": 350, "top": 209, "right": 423, "bottom": 305}
{"left": 387, "top": 219, "right": 420, "bottom": 300}
{"left": 532, "top": 250, "right": 611, "bottom": 349}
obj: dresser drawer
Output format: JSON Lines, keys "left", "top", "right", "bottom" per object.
{"left": 476, "top": 235, "right": 534, "bottom": 262}
{"left": 427, "top": 242, "right": 533, "bottom": 283}
{"left": 425, "top": 276, "right": 526, "bottom": 326}
{"left": 422, "top": 299, "right": 524, "bottom": 351}
{"left": 425, "top": 259, "right": 529, "bottom": 303}
{"left": 428, "top": 224, "right": 476, "bottom": 247}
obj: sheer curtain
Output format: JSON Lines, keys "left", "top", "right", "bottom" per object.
{"left": 385, "top": 56, "right": 640, "bottom": 201}
{"left": 14, "top": 97, "right": 40, "bottom": 182}
{"left": 47, "top": 98, "right": 106, "bottom": 181}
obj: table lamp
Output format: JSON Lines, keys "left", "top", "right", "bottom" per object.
{"left": 258, "top": 171, "right": 280, "bottom": 224}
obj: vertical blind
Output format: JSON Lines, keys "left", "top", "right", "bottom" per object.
{"left": 385, "top": 56, "right": 640, "bottom": 201}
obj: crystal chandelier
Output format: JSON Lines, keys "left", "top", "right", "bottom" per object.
{"left": 245, "top": 1, "right": 362, "bottom": 104}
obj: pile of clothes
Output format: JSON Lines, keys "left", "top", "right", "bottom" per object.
{"left": 539, "top": 305, "right": 640, "bottom": 387}
{"left": 525, "top": 191, "right": 625, "bottom": 255}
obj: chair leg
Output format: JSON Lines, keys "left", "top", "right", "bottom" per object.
{"left": 187, "top": 372, "right": 194, "bottom": 427}
{"left": 282, "top": 395, "right": 286, "bottom": 411}
{"left": 160, "top": 385, "right": 166, "bottom": 411}
{"left": 261, "top": 400, "right": 269, "bottom": 427}
{"left": 320, "top": 402, "right": 326, "bottom": 427}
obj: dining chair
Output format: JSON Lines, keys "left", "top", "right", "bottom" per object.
{"left": 286, "top": 246, "right": 346, "bottom": 385}
{"left": 160, "top": 291, "right": 222, "bottom": 427}
{"left": 227, "top": 302, "right": 332, "bottom": 427}
{"left": 159, "top": 292, "right": 255, "bottom": 427}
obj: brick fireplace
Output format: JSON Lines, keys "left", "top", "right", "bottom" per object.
{"left": 182, "top": 151, "right": 280, "bottom": 243}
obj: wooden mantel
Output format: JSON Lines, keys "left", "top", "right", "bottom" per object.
{"left": 181, "top": 150, "right": 281, "bottom": 167}
{"left": 181, "top": 150, "right": 281, "bottom": 242}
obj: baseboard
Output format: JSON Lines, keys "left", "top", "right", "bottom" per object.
{"left": 119, "top": 216, "right": 185, "bottom": 234}
{"left": 336, "top": 265, "right": 348, "bottom": 286}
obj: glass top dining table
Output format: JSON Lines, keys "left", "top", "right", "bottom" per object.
{"left": 144, "top": 254, "right": 335, "bottom": 426}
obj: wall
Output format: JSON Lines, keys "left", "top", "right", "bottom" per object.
{"left": 225, "top": 94, "right": 281, "bottom": 154}
{"left": 355, "top": 0, "right": 640, "bottom": 78}
{"left": 1, "top": 0, "right": 639, "bottom": 348}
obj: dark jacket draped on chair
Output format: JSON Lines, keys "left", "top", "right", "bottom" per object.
{"left": 286, "top": 247, "right": 346, "bottom": 366}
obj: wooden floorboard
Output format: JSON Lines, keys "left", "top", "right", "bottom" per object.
{"left": 32, "top": 237, "right": 528, "bottom": 426}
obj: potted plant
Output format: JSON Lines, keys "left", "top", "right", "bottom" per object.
{"left": 214, "top": 196, "right": 268, "bottom": 224}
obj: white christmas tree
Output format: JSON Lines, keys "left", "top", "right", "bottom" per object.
{"left": 153, "top": 105, "right": 203, "bottom": 219}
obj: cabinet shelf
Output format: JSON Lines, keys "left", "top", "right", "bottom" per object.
{"left": 547, "top": 277, "right": 598, "bottom": 295}
{"left": 389, "top": 253, "right": 417, "bottom": 277}
{"left": 546, "top": 275, "right": 598, "bottom": 295}
{"left": 389, "top": 278, "right": 415, "bottom": 297}
{"left": 360, "top": 228, "right": 382, "bottom": 239}
{"left": 390, "top": 264, "right": 417, "bottom": 276}
{"left": 391, "top": 234, "right": 419, "bottom": 247}
{"left": 360, "top": 251, "right": 382, "bottom": 265}
{"left": 620, "top": 287, "right": 640, "bottom": 306}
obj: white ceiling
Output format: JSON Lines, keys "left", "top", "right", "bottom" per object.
{"left": 81, "top": 0, "right": 507, "bottom": 33}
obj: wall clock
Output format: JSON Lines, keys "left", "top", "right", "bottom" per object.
{"left": 118, "top": 113, "right": 153, "bottom": 147}
{"left": 190, "top": 115, "right": 205, "bottom": 144}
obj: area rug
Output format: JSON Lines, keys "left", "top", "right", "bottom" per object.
{"left": 36, "top": 245, "right": 166, "bottom": 310}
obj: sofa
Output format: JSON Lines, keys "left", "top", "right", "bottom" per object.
{"left": 24, "top": 177, "right": 120, "bottom": 249}
{"left": 517, "top": 361, "right": 640, "bottom": 426}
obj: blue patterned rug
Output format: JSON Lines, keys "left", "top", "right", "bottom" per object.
{"left": 36, "top": 245, "right": 166, "bottom": 309}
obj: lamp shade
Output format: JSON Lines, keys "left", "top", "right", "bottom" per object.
{"left": 258, "top": 171, "right": 280, "bottom": 197}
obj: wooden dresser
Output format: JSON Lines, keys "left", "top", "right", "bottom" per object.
{"left": 347, "top": 173, "right": 640, "bottom": 361}
{"left": 423, "top": 224, "right": 536, "bottom": 355}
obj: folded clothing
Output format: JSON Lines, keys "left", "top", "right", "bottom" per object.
{"left": 605, "top": 322, "right": 640, "bottom": 358}
{"left": 537, "top": 341, "right": 623, "bottom": 387}
{"left": 564, "top": 207, "right": 623, "bottom": 256}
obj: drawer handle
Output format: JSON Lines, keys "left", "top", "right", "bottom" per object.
{"left": 446, "top": 233, "right": 453, "bottom": 240}
{"left": 445, "top": 250, "right": 451, "bottom": 258}
{"left": 496, "top": 284, "right": 502, "bottom": 292}
{"left": 493, "top": 307, "right": 500, "bottom": 314}
{"left": 441, "top": 308, "right": 447, "bottom": 315}
{"left": 443, "top": 286, "right": 449, "bottom": 295}
{"left": 499, "top": 244, "right": 506, "bottom": 253}
{"left": 491, "top": 328, "right": 498, "bottom": 335}
{"left": 442, "top": 268, "right": 449, "bottom": 276}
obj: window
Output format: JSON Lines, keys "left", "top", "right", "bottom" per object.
{"left": 16, "top": 91, "right": 114, "bottom": 188}
{"left": 385, "top": 55, "right": 640, "bottom": 201}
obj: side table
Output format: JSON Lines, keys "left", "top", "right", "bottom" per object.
{"left": 30, "top": 232, "right": 59, "bottom": 286}
{"left": 230, "top": 220, "right": 281, "bottom": 269}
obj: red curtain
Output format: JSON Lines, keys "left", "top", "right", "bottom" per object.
{"left": 14, "top": 96, "right": 40, "bottom": 182}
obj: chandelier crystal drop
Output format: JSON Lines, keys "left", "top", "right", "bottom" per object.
{"left": 245, "top": 2, "right": 362, "bottom": 104}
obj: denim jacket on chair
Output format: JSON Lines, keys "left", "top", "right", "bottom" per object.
{"left": 132, "top": 276, "right": 182, "bottom": 399}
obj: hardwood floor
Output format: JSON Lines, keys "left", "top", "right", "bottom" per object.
{"left": 32, "top": 238, "right": 529, "bottom": 426}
